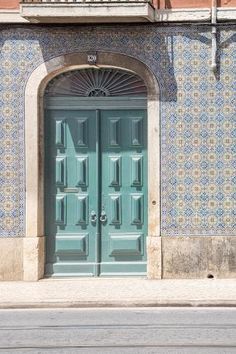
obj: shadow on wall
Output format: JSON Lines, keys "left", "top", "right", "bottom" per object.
{"left": 35, "top": 25, "right": 178, "bottom": 103}
{"left": 216, "top": 31, "right": 236, "bottom": 80}
{"left": 185, "top": 29, "right": 236, "bottom": 81}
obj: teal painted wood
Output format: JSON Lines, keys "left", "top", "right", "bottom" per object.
{"left": 100, "top": 110, "right": 147, "bottom": 275}
{"left": 45, "top": 97, "right": 147, "bottom": 110}
{"left": 45, "top": 110, "right": 98, "bottom": 276}
{"left": 45, "top": 106, "right": 147, "bottom": 277}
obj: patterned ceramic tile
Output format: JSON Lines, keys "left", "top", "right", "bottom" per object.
{"left": 0, "top": 25, "right": 235, "bottom": 237}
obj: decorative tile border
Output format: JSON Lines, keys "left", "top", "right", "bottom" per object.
{"left": 0, "top": 24, "right": 235, "bottom": 237}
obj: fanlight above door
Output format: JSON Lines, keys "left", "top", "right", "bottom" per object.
{"left": 45, "top": 68, "right": 147, "bottom": 97}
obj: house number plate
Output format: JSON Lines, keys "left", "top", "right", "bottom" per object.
{"left": 87, "top": 52, "right": 97, "bottom": 64}
{"left": 64, "top": 188, "right": 79, "bottom": 193}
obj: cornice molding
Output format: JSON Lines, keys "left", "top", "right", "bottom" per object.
{"left": 0, "top": 7, "right": 235, "bottom": 23}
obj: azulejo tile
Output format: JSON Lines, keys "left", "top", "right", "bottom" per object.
{"left": 0, "top": 25, "right": 235, "bottom": 237}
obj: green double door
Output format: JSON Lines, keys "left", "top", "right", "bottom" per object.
{"left": 45, "top": 106, "right": 147, "bottom": 276}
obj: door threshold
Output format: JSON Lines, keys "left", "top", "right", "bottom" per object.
{"left": 41, "top": 276, "right": 147, "bottom": 281}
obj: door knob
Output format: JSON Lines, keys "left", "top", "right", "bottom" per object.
{"left": 90, "top": 211, "right": 97, "bottom": 222}
{"left": 100, "top": 211, "right": 107, "bottom": 223}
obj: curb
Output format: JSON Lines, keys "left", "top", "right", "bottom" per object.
{"left": 1, "top": 300, "right": 236, "bottom": 309}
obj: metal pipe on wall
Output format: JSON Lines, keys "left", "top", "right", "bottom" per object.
{"left": 211, "top": 0, "right": 217, "bottom": 71}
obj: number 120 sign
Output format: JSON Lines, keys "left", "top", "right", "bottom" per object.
{"left": 87, "top": 53, "right": 97, "bottom": 64}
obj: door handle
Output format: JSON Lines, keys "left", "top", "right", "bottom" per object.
{"left": 100, "top": 211, "right": 107, "bottom": 223}
{"left": 90, "top": 211, "right": 97, "bottom": 223}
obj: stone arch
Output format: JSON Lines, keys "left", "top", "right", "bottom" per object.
{"left": 24, "top": 52, "right": 161, "bottom": 280}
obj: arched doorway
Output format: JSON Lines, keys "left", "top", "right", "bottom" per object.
{"left": 44, "top": 68, "right": 148, "bottom": 276}
{"left": 24, "top": 52, "right": 160, "bottom": 281}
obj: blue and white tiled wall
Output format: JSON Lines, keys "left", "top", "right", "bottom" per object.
{"left": 0, "top": 25, "right": 235, "bottom": 237}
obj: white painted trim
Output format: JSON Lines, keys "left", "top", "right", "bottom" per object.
{"left": 217, "top": 7, "right": 236, "bottom": 21}
{"left": 0, "top": 10, "right": 29, "bottom": 23}
{"left": 20, "top": 3, "right": 155, "bottom": 23}
{"left": 24, "top": 52, "right": 161, "bottom": 280}
{"left": 0, "top": 7, "right": 236, "bottom": 23}
{"left": 157, "top": 7, "right": 236, "bottom": 22}
{"left": 156, "top": 8, "right": 211, "bottom": 22}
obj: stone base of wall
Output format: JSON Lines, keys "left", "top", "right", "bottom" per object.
{"left": 0, "top": 238, "right": 23, "bottom": 280}
{"left": 23, "top": 237, "right": 45, "bottom": 281}
{"left": 147, "top": 236, "right": 162, "bottom": 279}
{"left": 1, "top": 236, "right": 235, "bottom": 280}
{"left": 0, "top": 237, "right": 45, "bottom": 281}
{"left": 162, "top": 236, "right": 236, "bottom": 279}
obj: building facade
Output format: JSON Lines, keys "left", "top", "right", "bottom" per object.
{"left": 0, "top": 0, "right": 235, "bottom": 280}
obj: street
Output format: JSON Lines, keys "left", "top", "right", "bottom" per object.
{"left": 0, "top": 308, "right": 236, "bottom": 353}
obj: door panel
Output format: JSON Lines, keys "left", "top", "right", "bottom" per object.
{"left": 45, "top": 108, "right": 147, "bottom": 277}
{"left": 100, "top": 110, "right": 147, "bottom": 275}
{"left": 45, "top": 110, "right": 98, "bottom": 276}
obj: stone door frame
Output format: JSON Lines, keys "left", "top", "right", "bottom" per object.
{"left": 24, "top": 52, "right": 161, "bottom": 280}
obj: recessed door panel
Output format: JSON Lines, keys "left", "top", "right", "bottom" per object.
{"left": 109, "top": 156, "right": 121, "bottom": 187}
{"left": 131, "top": 118, "right": 143, "bottom": 146}
{"left": 55, "top": 157, "right": 66, "bottom": 187}
{"left": 109, "top": 194, "right": 122, "bottom": 225}
{"left": 131, "top": 194, "right": 144, "bottom": 225}
{"left": 55, "top": 234, "right": 88, "bottom": 256}
{"left": 109, "top": 119, "right": 121, "bottom": 147}
{"left": 131, "top": 156, "right": 143, "bottom": 187}
{"left": 76, "top": 195, "right": 88, "bottom": 225}
{"left": 76, "top": 157, "right": 88, "bottom": 187}
{"left": 55, "top": 119, "right": 66, "bottom": 148}
{"left": 77, "top": 118, "right": 88, "bottom": 147}
{"left": 109, "top": 233, "right": 144, "bottom": 256}
{"left": 55, "top": 195, "right": 66, "bottom": 225}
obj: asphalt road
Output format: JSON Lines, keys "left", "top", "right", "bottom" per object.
{"left": 0, "top": 308, "right": 236, "bottom": 353}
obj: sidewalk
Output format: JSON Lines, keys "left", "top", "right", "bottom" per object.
{"left": 0, "top": 278, "right": 236, "bottom": 308}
